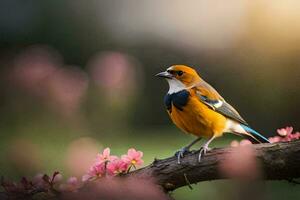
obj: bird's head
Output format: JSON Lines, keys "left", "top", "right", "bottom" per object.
{"left": 156, "top": 65, "right": 201, "bottom": 94}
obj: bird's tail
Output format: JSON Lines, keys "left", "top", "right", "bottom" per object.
{"left": 240, "top": 124, "right": 270, "bottom": 143}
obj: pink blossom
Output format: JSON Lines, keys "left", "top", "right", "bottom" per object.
{"left": 277, "top": 126, "right": 293, "bottom": 136}
{"left": 97, "top": 148, "right": 118, "bottom": 163}
{"left": 82, "top": 162, "right": 106, "bottom": 182}
{"left": 269, "top": 126, "right": 300, "bottom": 143}
{"left": 107, "top": 159, "right": 129, "bottom": 175}
{"left": 121, "top": 148, "right": 144, "bottom": 167}
{"left": 293, "top": 132, "right": 300, "bottom": 139}
{"left": 231, "top": 126, "right": 300, "bottom": 145}
{"left": 268, "top": 136, "right": 281, "bottom": 143}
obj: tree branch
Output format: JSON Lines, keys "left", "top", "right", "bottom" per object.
{"left": 130, "top": 140, "right": 300, "bottom": 191}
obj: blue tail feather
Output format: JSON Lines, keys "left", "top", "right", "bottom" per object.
{"left": 240, "top": 124, "right": 270, "bottom": 143}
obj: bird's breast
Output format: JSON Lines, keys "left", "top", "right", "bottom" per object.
{"left": 164, "top": 90, "right": 227, "bottom": 138}
{"left": 164, "top": 90, "right": 190, "bottom": 112}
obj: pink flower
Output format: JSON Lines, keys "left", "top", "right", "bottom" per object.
{"left": 107, "top": 159, "right": 129, "bottom": 175}
{"left": 121, "top": 148, "right": 144, "bottom": 167}
{"left": 277, "top": 127, "right": 293, "bottom": 136}
{"left": 270, "top": 126, "right": 300, "bottom": 143}
{"left": 292, "top": 132, "right": 300, "bottom": 140}
{"left": 82, "top": 162, "right": 106, "bottom": 182}
{"left": 231, "top": 126, "right": 299, "bottom": 145}
{"left": 97, "top": 148, "right": 118, "bottom": 163}
{"left": 268, "top": 136, "right": 281, "bottom": 143}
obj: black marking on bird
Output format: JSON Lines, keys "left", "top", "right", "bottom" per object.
{"left": 164, "top": 90, "right": 190, "bottom": 112}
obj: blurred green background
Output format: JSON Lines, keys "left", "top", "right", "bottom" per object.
{"left": 0, "top": 0, "right": 299, "bottom": 199}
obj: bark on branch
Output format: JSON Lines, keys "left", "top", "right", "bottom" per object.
{"left": 130, "top": 140, "right": 300, "bottom": 191}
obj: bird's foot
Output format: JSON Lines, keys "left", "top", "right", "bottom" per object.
{"left": 175, "top": 147, "right": 191, "bottom": 164}
{"left": 198, "top": 146, "right": 211, "bottom": 162}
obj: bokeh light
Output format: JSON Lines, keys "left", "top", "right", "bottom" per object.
{"left": 87, "top": 51, "right": 141, "bottom": 105}
{"left": 65, "top": 137, "right": 100, "bottom": 177}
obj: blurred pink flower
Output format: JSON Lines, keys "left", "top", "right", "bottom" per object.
{"left": 269, "top": 126, "right": 300, "bottom": 143}
{"left": 96, "top": 148, "right": 118, "bottom": 163}
{"left": 268, "top": 136, "right": 281, "bottom": 143}
{"left": 277, "top": 126, "right": 293, "bottom": 136}
{"left": 67, "top": 177, "right": 78, "bottom": 185}
{"left": 52, "top": 173, "right": 63, "bottom": 184}
{"left": 219, "top": 146, "right": 259, "bottom": 179}
{"left": 82, "top": 162, "right": 106, "bottom": 182}
{"left": 63, "top": 178, "right": 169, "bottom": 200}
{"left": 32, "top": 173, "right": 49, "bottom": 189}
{"left": 230, "top": 139, "right": 252, "bottom": 147}
{"left": 87, "top": 51, "right": 141, "bottom": 104}
{"left": 121, "top": 148, "right": 144, "bottom": 167}
{"left": 107, "top": 159, "right": 129, "bottom": 175}
{"left": 9, "top": 46, "right": 89, "bottom": 118}
{"left": 65, "top": 137, "right": 100, "bottom": 177}
{"left": 294, "top": 132, "right": 300, "bottom": 138}
{"left": 240, "top": 139, "right": 252, "bottom": 146}
{"left": 231, "top": 126, "right": 300, "bottom": 146}
{"left": 46, "top": 67, "right": 89, "bottom": 117}
{"left": 82, "top": 175, "right": 92, "bottom": 182}
{"left": 10, "top": 45, "right": 61, "bottom": 96}
{"left": 59, "top": 177, "right": 80, "bottom": 192}
{"left": 88, "top": 52, "right": 136, "bottom": 90}
{"left": 230, "top": 140, "right": 240, "bottom": 147}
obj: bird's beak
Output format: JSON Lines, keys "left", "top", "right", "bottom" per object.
{"left": 155, "top": 71, "right": 173, "bottom": 79}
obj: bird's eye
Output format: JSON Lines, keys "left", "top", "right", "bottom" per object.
{"left": 177, "top": 71, "right": 183, "bottom": 76}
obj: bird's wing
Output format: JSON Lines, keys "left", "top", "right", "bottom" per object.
{"left": 193, "top": 81, "right": 249, "bottom": 126}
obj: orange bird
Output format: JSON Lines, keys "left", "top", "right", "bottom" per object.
{"left": 156, "top": 65, "right": 269, "bottom": 163}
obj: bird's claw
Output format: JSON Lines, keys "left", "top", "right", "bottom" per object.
{"left": 175, "top": 147, "right": 190, "bottom": 164}
{"left": 198, "top": 146, "right": 211, "bottom": 162}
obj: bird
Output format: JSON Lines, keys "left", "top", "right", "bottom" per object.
{"left": 155, "top": 65, "right": 270, "bottom": 164}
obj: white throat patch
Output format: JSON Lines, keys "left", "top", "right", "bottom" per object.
{"left": 167, "top": 78, "right": 186, "bottom": 94}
